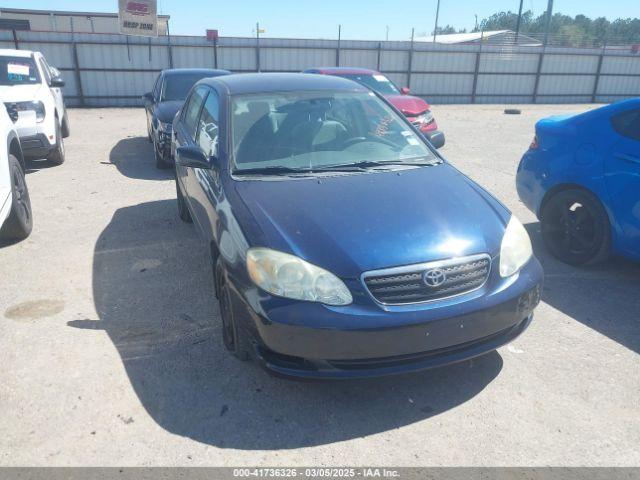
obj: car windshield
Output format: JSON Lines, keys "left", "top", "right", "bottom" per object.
{"left": 338, "top": 73, "right": 400, "bottom": 95}
{"left": 162, "top": 73, "right": 212, "bottom": 101}
{"left": 0, "top": 56, "right": 40, "bottom": 86}
{"left": 232, "top": 90, "right": 436, "bottom": 174}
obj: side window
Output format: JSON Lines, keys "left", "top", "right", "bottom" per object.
{"left": 196, "top": 90, "right": 219, "bottom": 157}
{"left": 152, "top": 75, "right": 161, "bottom": 100}
{"left": 38, "top": 58, "right": 51, "bottom": 84}
{"left": 611, "top": 109, "right": 640, "bottom": 141}
{"left": 182, "top": 86, "right": 208, "bottom": 140}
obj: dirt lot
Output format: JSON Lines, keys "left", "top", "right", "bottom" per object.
{"left": 1, "top": 105, "right": 638, "bottom": 466}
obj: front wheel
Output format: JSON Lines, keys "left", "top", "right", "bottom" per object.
{"left": 0, "top": 155, "right": 32, "bottom": 241}
{"left": 215, "top": 259, "right": 251, "bottom": 361}
{"left": 175, "top": 176, "right": 192, "bottom": 223}
{"left": 540, "top": 189, "right": 610, "bottom": 265}
{"left": 47, "top": 120, "right": 65, "bottom": 165}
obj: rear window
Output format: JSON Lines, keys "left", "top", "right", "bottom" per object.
{"left": 162, "top": 73, "right": 212, "bottom": 102}
{"left": 0, "top": 56, "right": 40, "bottom": 86}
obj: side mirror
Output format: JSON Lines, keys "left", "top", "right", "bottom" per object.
{"left": 142, "top": 92, "right": 154, "bottom": 103}
{"left": 50, "top": 76, "right": 65, "bottom": 88}
{"left": 176, "top": 145, "right": 212, "bottom": 169}
{"left": 400, "top": 87, "right": 410, "bottom": 95}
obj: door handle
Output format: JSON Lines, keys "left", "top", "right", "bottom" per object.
{"left": 614, "top": 153, "right": 640, "bottom": 164}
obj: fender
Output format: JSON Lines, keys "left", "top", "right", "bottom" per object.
{"left": 7, "top": 130, "right": 25, "bottom": 169}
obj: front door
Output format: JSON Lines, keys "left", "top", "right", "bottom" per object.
{"left": 606, "top": 107, "right": 640, "bottom": 254}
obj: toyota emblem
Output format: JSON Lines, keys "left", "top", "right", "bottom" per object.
{"left": 423, "top": 268, "right": 447, "bottom": 288}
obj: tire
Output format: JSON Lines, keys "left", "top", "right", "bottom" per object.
{"left": 146, "top": 113, "right": 153, "bottom": 143}
{"left": 47, "top": 119, "right": 65, "bottom": 165}
{"left": 1, "top": 155, "right": 33, "bottom": 241}
{"left": 215, "top": 258, "right": 251, "bottom": 361}
{"left": 154, "top": 136, "right": 170, "bottom": 169}
{"left": 540, "top": 188, "right": 610, "bottom": 266}
{"left": 61, "top": 114, "right": 70, "bottom": 138}
{"left": 175, "top": 176, "right": 192, "bottom": 223}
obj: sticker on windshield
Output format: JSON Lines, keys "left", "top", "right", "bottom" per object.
{"left": 7, "top": 63, "right": 30, "bottom": 76}
{"left": 373, "top": 74, "right": 388, "bottom": 82}
{"left": 407, "top": 137, "right": 420, "bottom": 145}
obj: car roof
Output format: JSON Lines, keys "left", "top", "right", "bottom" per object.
{"left": 0, "top": 49, "right": 34, "bottom": 58}
{"left": 162, "top": 68, "right": 231, "bottom": 77}
{"left": 304, "top": 67, "right": 379, "bottom": 75}
{"left": 201, "top": 72, "right": 369, "bottom": 95}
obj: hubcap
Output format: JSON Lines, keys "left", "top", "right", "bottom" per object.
{"left": 546, "top": 201, "right": 596, "bottom": 255}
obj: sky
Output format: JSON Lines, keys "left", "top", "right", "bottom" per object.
{"left": 3, "top": 0, "right": 638, "bottom": 39}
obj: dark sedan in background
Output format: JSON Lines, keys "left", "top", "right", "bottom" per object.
{"left": 171, "top": 73, "right": 542, "bottom": 379}
{"left": 143, "top": 68, "right": 230, "bottom": 168}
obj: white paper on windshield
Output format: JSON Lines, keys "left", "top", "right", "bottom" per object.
{"left": 8, "top": 63, "right": 30, "bottom": 76}
{"left": 373, "top": 74, "right": 388, "bottom": 82}
{"left": 407, "top": 137, "right": 420, "bottom": 145}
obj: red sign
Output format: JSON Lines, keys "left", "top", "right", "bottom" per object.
{"left": 207, "top": 29, "right": 219, "bottom": 41}
{"left": 126, "top": 2, "right": 149, "bottom": 16}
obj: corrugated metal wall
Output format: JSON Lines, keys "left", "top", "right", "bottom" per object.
{"left": 3, "top": 30, "right": 639, "bottom": 106}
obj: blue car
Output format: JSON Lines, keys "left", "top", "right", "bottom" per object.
{"left": 517, "top": 99, "right": 640, "bottom": 265}
{"left": 172, "top": 73, "right": 543, "bottom": 379}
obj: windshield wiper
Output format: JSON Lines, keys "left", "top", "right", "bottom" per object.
{"left": 234, "top": 166, "right": 316, "bottom": 176}
{"left": 316, "top": 158, "right": 441, "bottom": 171}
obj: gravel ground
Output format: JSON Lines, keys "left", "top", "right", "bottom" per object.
{"left": 0, "top": 105, "right": 638, "bottom": 466}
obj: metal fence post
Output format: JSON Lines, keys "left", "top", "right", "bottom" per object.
{"left": 377, "top": 42, "right": 382, "bottom": 71}
{"left": 532, "top": 46, "right": 545, "bottom": 103}
{"left": 213, "top": 35, "right": 219, "bottom": 69}
{"left": 336, "top": 25, "right": 341, "bottom": 67}
{"left": 591, "top": 41, "right": 606, "bottom": 103}
{"left": 256, "top": 22, "right": 261, "bottom": 72}
{"left": 71, "top": 38, "right": 85, "bottom": 106}
{"left": 471, "top": 30, "right": 484, "bottom": 103}
{"left": 406, "top": 28, "right": 414, "bottom": 90}
{"left": 167, "top": 21, "right": 174, "bottom": 68}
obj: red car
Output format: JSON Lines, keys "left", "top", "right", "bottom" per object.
{"left": 303, "top": 67, "right": 444, "bottom": 148}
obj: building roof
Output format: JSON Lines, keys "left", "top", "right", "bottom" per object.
{"left": 0, "top": 7, "right": 170, "bottom": 19}
{"left": 202, "top": 73, "right": 368, "bottom": 95}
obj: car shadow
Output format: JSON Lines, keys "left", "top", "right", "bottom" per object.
{"left": 109, "top": 136, "right": 174, "bottom": 181}
{"left": 525, "top": 222, "right": 640, "bottom": 354}
{"left": 70, "top": 199, "right": 504, "bottom": 449}
{"left": 24, "top": 158, "right": 59, "bottom": 174}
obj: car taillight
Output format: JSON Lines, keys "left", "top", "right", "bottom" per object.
{"left": 529, "top": 134, "right": 539, "bottom": 150}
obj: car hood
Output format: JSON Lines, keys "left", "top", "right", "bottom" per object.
{"left": 0, "top": 84, "right": 43, "bottom": 103}
{"left": 384, "top": 94, "right": 430, "bottom": 116}
{"left": 154, "top": 100, "right": 183, "bottom": 123}
{"left": 234, "top": 164, "right": 510, "bottom": 278}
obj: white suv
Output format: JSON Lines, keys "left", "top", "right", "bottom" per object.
{"left": 1, "top": 103, "right": 32, "bottom": 241}
{"left": 0, "top": 49, "right": 69, "bottom": 165}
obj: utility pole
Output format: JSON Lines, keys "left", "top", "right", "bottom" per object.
{"left": 515, "top": 0, "right": 524, "bottom": 43}
{"left": 433, "top": 0, "right": 441, "bottom": 42}
{"left": 543, "top": 0, "right": 554, "bottom": 46}
{"left": 386, "top": 25, "right": 389, "bottom": 41}
{"left": 474, "top": 14, "right": 478, "bottom": 32}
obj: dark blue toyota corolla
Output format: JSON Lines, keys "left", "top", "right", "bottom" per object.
{"left": 171, "top": 73, "right": 543, "bottom": 379}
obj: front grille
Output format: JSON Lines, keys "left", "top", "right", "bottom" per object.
{"left": 362, "top": 254, "right": 491, "bottom": 305}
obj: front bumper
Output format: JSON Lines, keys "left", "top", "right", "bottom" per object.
{"left": 231, "top": 257, "right": 543, "bottom": 379}
{"left": 20, "top": 133, "right": 55, "bottom": 159}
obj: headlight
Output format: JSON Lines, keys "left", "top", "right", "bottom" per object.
{"left": 10, "top": 101, "right": 45, "bottom": 122}
{"left": 246, "top": 248, "right": 352, "bottom": 306}
{"left": 499, "top": 215, "right": 533, "bottom": 277}
{"left": 411, "top": 110, "right": 434, "bottom": 125}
